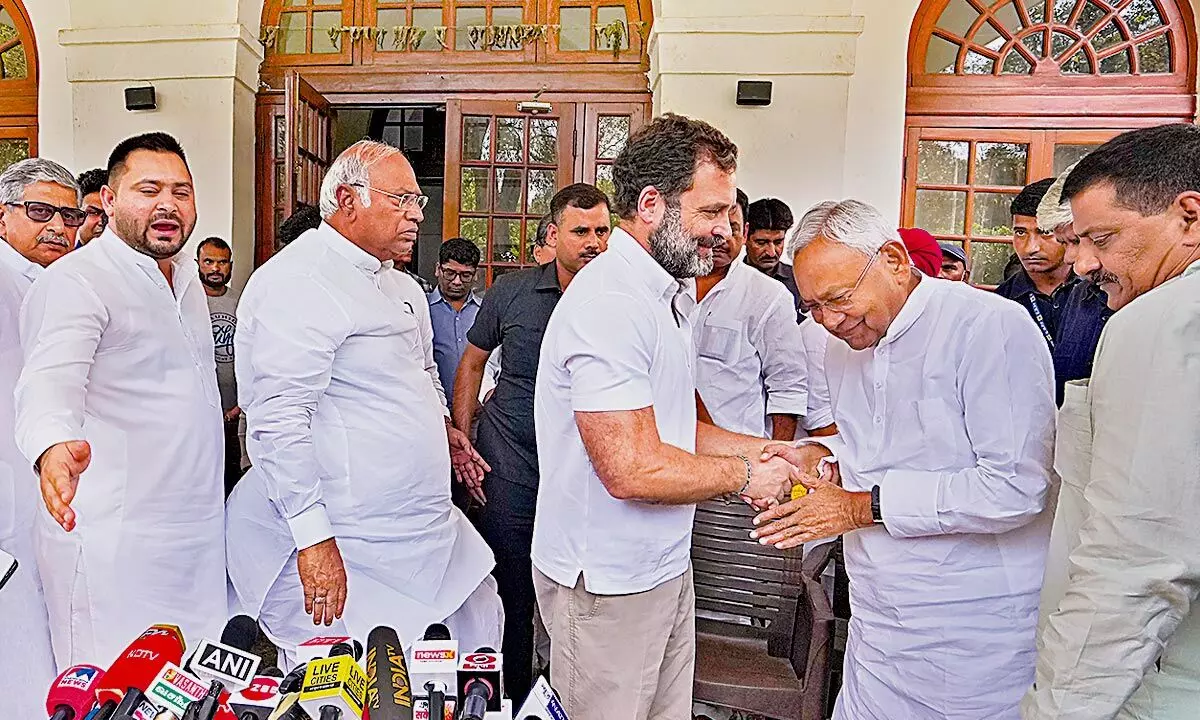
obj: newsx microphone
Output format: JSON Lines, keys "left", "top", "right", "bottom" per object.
{"left": 91, "top": 624, "right": 187, "bottom": 718}
{"left": 299, "top": 650, "right": 368, "bottom": 720}
{"left": 513, "top": 676, "right": 569, "bottom": 720}
{"left": 47, "top": 665, "right": 105, "bottom": 720}
{"left": 410, "top": 624, "right": 457, "bottom": 720}
{"left": 364, "top": 625, "right": 414, "bottom": 720}
{"left": 458, "top": 647, "right": 503, "bottom": 720}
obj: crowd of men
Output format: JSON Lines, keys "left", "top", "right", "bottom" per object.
{"left": 0, "top": 115, "right": 1197, "bottom": 720}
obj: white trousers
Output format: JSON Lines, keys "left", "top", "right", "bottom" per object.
{"left": 0, "top": 533, "right": 56, "bottom": 717}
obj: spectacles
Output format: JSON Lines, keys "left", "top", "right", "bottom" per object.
{"left": 799, "top": 251, "right": 878, "bottom": 316}
{"left": 5, "top": 201, "right": 87, "bottom": 228}
{"left": 85, "top": 205, "right": 108, "bottom": 230}
{"left": 440, "top": 268, "right": 477, "bottom": 282}
{"left": 354, "top": 184, "right": 429, "bottom": 211}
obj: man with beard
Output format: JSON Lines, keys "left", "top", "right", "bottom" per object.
{"left": 0, "top": 158, "right": 82, "bottom": 717}
{"left": 531, "top": 115, "right": 815, "bottom": 719}
{"left": 1025, "top": 124, "right": 1200, "bottom": 720}
{"left": 693, "top": 188, "right": 828, "bottom": 441}
{"left": 750, "top": 199, "right": 1055, "bottom": 719}
{"left": 452, "top": 182, "right": 611, "bottom": 704}
{"left": 198, "top": 236, "right": 244, "bottom": 493}
{"left": 227, "top": 140, "right": 499, "bottom": 662}
{"left": 76, "top": 168, "right": 107, "bottom": 247}
{"left": 14, "top": 133, "right": 226, "bottom": 667}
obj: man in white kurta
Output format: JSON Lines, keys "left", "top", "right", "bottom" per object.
{"left": 1025, "top": 124, "right": 1200, "bottom": 720}
{"left": 14, "top": 135, "right": 226, "bottom": 667}
{"left": 226, "top": 141, "right": 498, "bottom": 661}
{"left": 753, "top": 200, "right": 1056, "bottom": 719}
{"left": 0, "top": 157, "right": 83, "bottom": 716}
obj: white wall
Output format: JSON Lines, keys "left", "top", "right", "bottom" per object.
{"left": 25, "top": 0, "right": 73, "bottom": 169}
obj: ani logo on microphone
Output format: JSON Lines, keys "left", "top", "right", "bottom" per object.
{"left": 59, "top": 666, "right": 99, "bottom": 690}
{"left": 192, "top": 639, "right": 261, "bottom": 687}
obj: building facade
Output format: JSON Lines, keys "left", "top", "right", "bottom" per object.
{"left": 5, "top": 0, "right": 1196, "bottom": 288}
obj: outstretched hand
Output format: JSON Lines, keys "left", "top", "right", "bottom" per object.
{"left": 38, "top": 440, "right": 91, "bottom": 532}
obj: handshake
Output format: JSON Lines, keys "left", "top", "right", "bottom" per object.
{"left": 729, "top": 443, "right": 830, "bottom": 510}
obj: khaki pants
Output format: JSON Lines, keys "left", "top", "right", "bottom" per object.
{"left": 533, "top": 567, "right": 696, "bottom": 720}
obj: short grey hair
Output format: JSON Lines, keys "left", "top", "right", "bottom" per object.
{"left": 786, "top": 199, "right": 901, "bottom": 260}
{"left": 318, "top": 140, "right": 403, "bottom": 219}
{"left": 1037, "top": 162, "right": 1078, "bottom": 232}
{"left": 0, "top": 158, "right": 82, "bottom": 206}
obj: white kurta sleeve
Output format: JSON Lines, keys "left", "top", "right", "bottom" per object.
{"left": 754, "top": 290, "right": 808, "bottom": 419}
{"left": 798, "top": 321, "right": 834, "bottom": 431}
{"left": 1027, "top": 291, "right": 1200, "bottom": 719}
{"left": 241, "top": 280, "right": 349, "bottom": 550}
{"left": 879, "top": 304, "right": 1055, "bottom": 539}
{"left": 14, "top": 270, "right": 107, "bottom": 468}
{"left": 414, "top": 299, "right": 450, "bottom": 417}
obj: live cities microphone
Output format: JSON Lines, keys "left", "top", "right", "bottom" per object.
{"left": 93, "top": 624, "right": 187, "bottom": 717}
{"left": 281, "top": 637, "right": 363, "bottom": 695}
{"left": 298, "top": 652, "right": 367, "bottom": 720}
{"left": 513, "top": 676, "right": 568, "bottom": 720}
{"left": 457, "top": 648, "right": 502, "bottom": 720}
{"left": 186, "top": 616, "right": 263, "bottom": 693}
{"left": 365, "top": 625, "right": 413, "bottom": 720}
{"left": 47, "top": 665, "right": 105, "bottom": 720}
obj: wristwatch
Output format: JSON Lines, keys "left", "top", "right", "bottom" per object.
{"left": 870, "top": 485, "right": 884, "bottom": 525}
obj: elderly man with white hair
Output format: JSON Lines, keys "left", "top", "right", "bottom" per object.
{"left": 753, "top": 199, "right": 1057, "bottom": 719}
{"left": 226, "top": 140, "right": 500, "bottom": 660}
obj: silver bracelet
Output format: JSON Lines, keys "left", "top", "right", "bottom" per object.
{"left": 723, "top": 454, "right": 753, "bottom": 505}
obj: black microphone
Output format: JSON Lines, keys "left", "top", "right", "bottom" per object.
{"left": 181, "top": 680, "right": 226, "bottom": 720}
{"left": 365, "top": 625, "right": 413, "bottom": 720}
{"left": 221, "top": 615, "right": 261, "bottom": 651}
{"left": 109, "top": 688, "right": 158, "bottom": 720}
{"left": 457, "top": 647, "right": 502, "bottom": 720}
{"left": 423, "top": 624, "right": 451, "bottom": 641}
{"left": 459, "top": 681, "right": 492, "bottom": 720}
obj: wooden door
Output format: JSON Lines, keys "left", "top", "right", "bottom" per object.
{"left": 284, "top": 71, "right": 336, "bottom": 220}
{"left": 444, "top": 99, "right": 576, "bottom": 285}
{"left": 577, "top": 101, "right": 649, "bottom": 201}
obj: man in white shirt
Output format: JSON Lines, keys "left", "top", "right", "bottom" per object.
{"left": 226, "top": 140, "right": 500, "bottom": 660}
{"left": 1025, "top": 124, "right": 1200, "bottom": 720}
{"left": 532, "top": 114, "right": 816, "bottom": 720}
{"left": 692, "top": 187, "right": 831, "bottom": 439}
{"left": 753, "top": 199, "right": 1056, "bottom": 719}
{"left": 0, "top": 158, "right": 82, "bottom": 716}
{"left": 16, "top": 133, "right": 227, "bottom": 667}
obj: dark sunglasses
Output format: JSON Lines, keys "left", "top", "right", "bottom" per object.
{"left": 85, "top": 205, "right": 108, "bottom": 230}
{"left": 6, "top": 201, "right": 87, "bottom": 228}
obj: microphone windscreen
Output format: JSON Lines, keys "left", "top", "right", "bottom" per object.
{"left": 258, "top": 666, "right": 285, "bottom": 678}
{"left": 220, "top": 615, "right": 261, "bottom": 653}
{"left": 473, "top": 647, "right": 497, "bottom": 654}
{"left": 422, "top": 624, "right": 451, "bottom": 641}
{"left": 95, "top": 624, "right": 186, "bottom": 707}
{"left": 46, "top": 665, "right": 105, "bottom": 717}
{"left": 365, "top": 625, "right": 412, "bottom": 720}
{"left": 329, "top": 640, "right": 363, "bottom": 661}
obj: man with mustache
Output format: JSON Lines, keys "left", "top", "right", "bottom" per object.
{"left": 744, "top": 197, "right": 802, "bottom": 316}
{"left": 198, "top": 236, "right": 244, "bottom": 494}
{"left": 531, "top": 115, "right": 810, "bottom": 720}
{"left": 227, "top": 140, "right": 500, "bottom": 663}
{"left": 692, "top": 187, "right": 832, "bottom": 441}
{"left": 752, "top": 199, "right": 1055, "bottom": 719}
{"left": 14, "top": 133, "right": 227, "bottom": 667}
{"left": 995, "top": 179, "right": 1109, "bottom": 404}
{"left": 1025, "top": 123, "right": 1200, "bottom": 720}
{"left": 0, "top": 157, "right": 82, "bottom": 717}
{"left": 451, "top": 182, "right": 611, "bottom": 704}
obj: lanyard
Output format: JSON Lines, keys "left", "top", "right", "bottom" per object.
{"left": 1028, "top": 292, "right": 1055, "bottom": 350}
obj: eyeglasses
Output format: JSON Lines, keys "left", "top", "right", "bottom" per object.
{"left": 85, "top": 205, "right": 108, "bottom": 230}
{"left": 353, "top": 184, "right": 429, "bottom": 211}
{"left": 440, "top": 268, "right": 478, "bottom": 282}
{"left": 799, "top": 251, "right": 878, "bottom": 316}
{"left": 5, "top": 201, "right": 87, "bottom": 228}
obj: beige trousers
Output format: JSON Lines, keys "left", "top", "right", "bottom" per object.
{"left": 533, "top": 567, "right": 696, "bottom": 720}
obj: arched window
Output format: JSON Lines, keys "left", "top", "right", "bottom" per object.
{"left": 904, "top": 0, "right": 1196, "bottom": 285}
{"left": 0, "top": 0, "right": 37, "bottom": 172}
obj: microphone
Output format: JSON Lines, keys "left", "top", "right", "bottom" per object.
{"left": 457, "top": 648, "right": 502, "bottom": 720}
{"left": 365, "top": 625, "right": 413, "bottom": 720}
{"left": 109, "top": 687, "right": 158, "bottom": 720}
{"left": 411, "top": 624, "right": 458, "bottom": 720}
{"left": 186, "top": 616, "right": 264, "bottom": 693}
{"left": 93, "top": 624, "right": 187, "bottom": 716}
{"left": 47, "top": 665, "right": 105, "bottom": 720}
{"left": 143, "top": 662, "right": 210, "bottom": 718}
{"left": 281, "top": 637, "right": 363, "bottom": 696}
{"left": 296, "top": 636, "right": 361, "bottom": 665}
{"left": 229, "top": 668, "right": 284, "bottom": 720}
{"left": 298, "top": 653, "right": 367, "bottom": 720}
{"left": 513, "top": 676, "right": 568, "bottom": 720}
{"left": 181, "top": 680, "right": 226, "bottom": 720}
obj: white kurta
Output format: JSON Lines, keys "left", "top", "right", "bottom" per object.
{"left": 226, "top": 223, "right": 495, "bottom": 654}
{"left": 813, "top": 277, "right": 1056, "bottom": 719}
{"left": 797, "top": 319, "right": 835, "bottom": 434}
{"left": 386, "top": 268, "right": 450, "bottom": 417}
{"left": 14, "top": 229, "right": 227, "bottom": 668}
{"left": 690, "top": 260, "right": 809, "bottom": 438}
{"left": 1025, "top": 260, "right": 1200, "bottom": 720}
{"left": 0, "top": 241, "right": 55, "bottom": 717}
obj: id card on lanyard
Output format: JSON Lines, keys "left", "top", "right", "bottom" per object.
{"left": 1028, "top": 292, "right": 1055, "bottom": 350}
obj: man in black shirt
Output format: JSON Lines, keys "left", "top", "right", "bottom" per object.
{"left": 744, "top": 197, "right": 802, "bottom": 315}
{"left": 451, "top": 183, "right": 611, "bottom": 704}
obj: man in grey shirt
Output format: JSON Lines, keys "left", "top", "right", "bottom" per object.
{"left": 199, "top": 236, "right": 243, "bottom": 494}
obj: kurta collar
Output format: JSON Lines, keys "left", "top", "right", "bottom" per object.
{"left": 98, "top": 227, "right": 195, "bottom": 293}
{"left": 703, "top": 256, "right": 750, "bottom": 302}
{"left": 0, "top": 237, "right": 41, "bottom": 284}
{"left": 319, "top": 221, "right": 385, "bottom": 275}
{"left": 879, "top": 274, "right": 935, "bottom": 347}
{"left": 609, "top": 228, "right": 686, "bottom": 305}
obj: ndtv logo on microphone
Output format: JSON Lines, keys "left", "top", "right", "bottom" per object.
{"left": 414, "top": 649, "right": 457, "bottom": 662}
